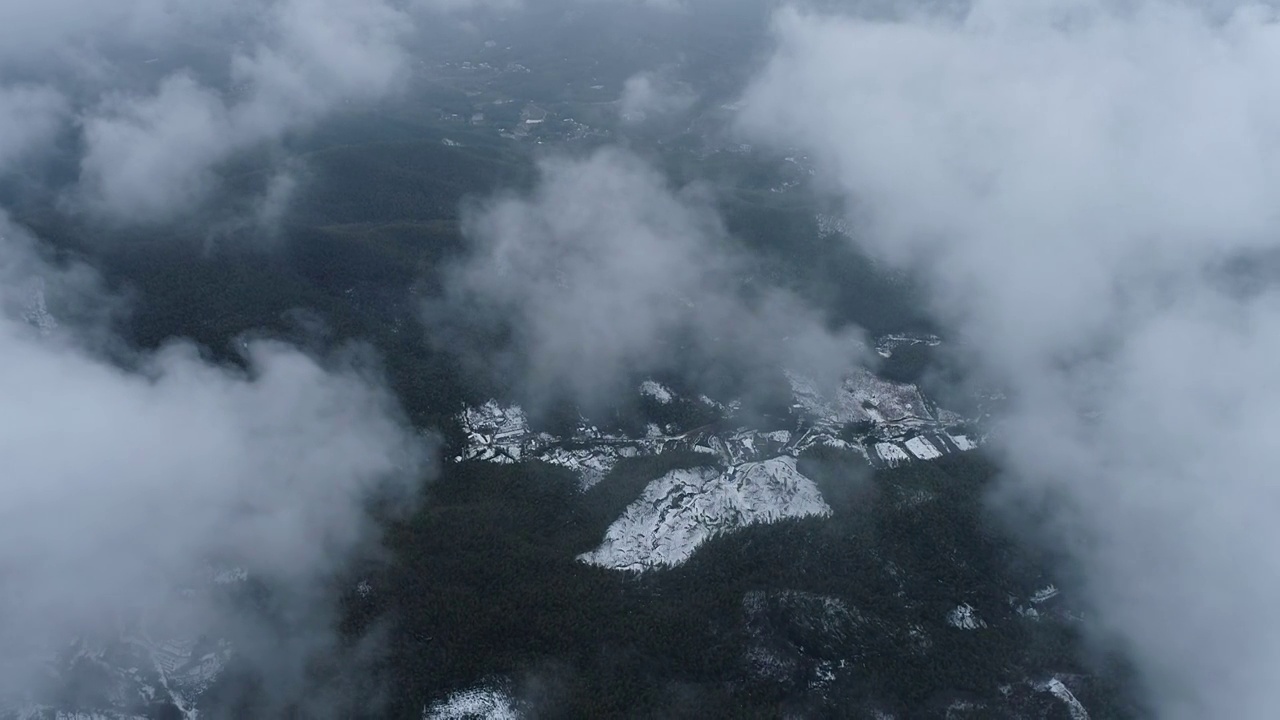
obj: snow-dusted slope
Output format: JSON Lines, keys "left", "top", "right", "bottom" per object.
{"left": 1036, "top": 677, "right": 1090, "bottom": 720}
{"left": 638, "top": 380, "right": 674, "bottom": 404}
{"left": 459, "top": 362, "right": 978, "bottom": 486}
{"left": 873, "top": 442, "right": 911, "bottom": 467}
{"left": 579, "top": 456, "right": 830, "bottom": 571}
{"left": 457, "top": 401, "right": 535, "bottom": 465}
{"left": 904, "top": 436, "right": 942, "bottom": 460}
{"left": 947, "top": 604, "right": 987, "bottom": 630}
{"left": 458, "top": 401, "right": 673, "bottom": 489}
{"left": 423, "top": 681, "right": 522, "bottom": 720}
{"left": 457, "top": 356, "right": 982, "bottom": 572}
{"left": 786, "top": 368, "right": 979, "bottom": 467}
{"left": 788, "top": 368, "right": 936, "bottom": 434}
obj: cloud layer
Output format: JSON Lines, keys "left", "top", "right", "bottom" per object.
{"left": 431, "top": 148, "right": 863, "bottom": 411}
{"left": 740, "top": 1, "right": 1280, "bottom": 716}
{"left": 0, "top": 215, "right": 428, "bottom": 708}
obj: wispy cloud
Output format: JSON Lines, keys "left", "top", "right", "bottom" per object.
{"left": 619, "top": 71, "right": 697, "bottom": 125}
{"left": 428, "top": 147, "right": 863, "bottom": 412}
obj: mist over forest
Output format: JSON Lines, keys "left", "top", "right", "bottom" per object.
{"left": 0, "top": 0, "right": 1273, "bottom": 718}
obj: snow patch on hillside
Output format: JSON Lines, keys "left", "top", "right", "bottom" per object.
{"left": 874, "top": 442, "right": 911, "bottom": 466}
{"left": 459, "top": 366, "right": 980, "bottom": 486}
{"left": 639, "top": 380, "right": 673, "bottom": 404}
{"left": 578, "top": 456, "right": 830, "bottom": 571}
{"left": 904, "top": 436, "right": 942, "bottom": 460}
{"left": 947, "top": 604, "right": 987, "bottom": 630}
{"left": 458, "top": 401, "right": 671, "bottom": 489}
{"left": 1036, "top": 677, "right": 1090, "bottom": 720}
{"left": 1031, "top": 585, "right": 1060, "bottom": 604}
{"left": 424, "top": 682, "right": 521, "bottom": 720}
{"left": 457, "top": 401, "right": 531, "bottom": 464}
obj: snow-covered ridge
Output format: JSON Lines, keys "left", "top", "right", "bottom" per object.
{"left": 874, "top": 332, "right": 941, "bottom": 358}
{"left": 456, "top": 360, "right": 981, "bottom": 572}
{"left": 457, "top": 400, "right": 673, "bottom": 490}
{"left": 578, "top": 456, "right": 830, "bottom": 571}
{"left": 459, "top": 363, "right": 978, "bottom": 485}
{"left": 1036, "top": 677, "right": 1090, "bottom": 720}
{"left": 785, "top": 368, "right": 977, "bottom": 467}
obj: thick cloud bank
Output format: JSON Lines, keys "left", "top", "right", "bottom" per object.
{"left": 432, "top": 148, "right": 863, "bottom": 410}
{"left": 741, "top": 2, "right": 1280, "bottom": 716}
{"left": 0, "top": 217, "right": 427, "bottom": 706}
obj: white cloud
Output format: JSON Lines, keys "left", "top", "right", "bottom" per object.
{"left": 430, "top": 147, "right": 863, "bottom": 410}
{"left": 0, "top": 86, "right": 68, "bottom": 174}
{"left": 0, "top": 1, "right": 240, "bottom": 61}
{"left": 74, "top": 0, "right": 411, "bottom": 223}
{"left": 619, "top": 71, "right": 697, "bottom": 125}
{"left": 739, "top": 2, "right": 1280, "bottom": 716}
{"left": 412, "top": 0, "right": 523, "bottom": 12}
{"left": 77, "top": 74, "right": 236, "bottom": 220}
{"left": 0, "top": 215, "right": 428, "bottom": 704}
